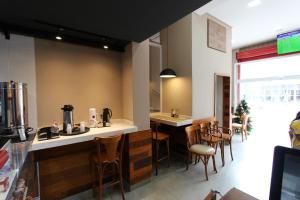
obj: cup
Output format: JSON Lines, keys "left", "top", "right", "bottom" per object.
{"left": 66, "top": 124, "right": 72, "bottom": 134}
{"left": 80, "top": 121, "right": 85, "bottom": 132}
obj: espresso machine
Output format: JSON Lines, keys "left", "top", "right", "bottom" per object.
{"left": 0, "top": 81, "right": 31, "bottom": 141}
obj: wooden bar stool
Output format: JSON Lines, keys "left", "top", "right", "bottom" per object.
{"left": 90, "top": 133, "right": 125, "bottom": 200}
{"left": 150, "top": 121, "right": 170, "bottom": 175}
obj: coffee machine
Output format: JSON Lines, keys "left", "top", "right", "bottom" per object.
{"left": 102, "top": 108, "right": 112, "bottom": 127}
{"left": 0, "top": 81, "right": 31, "bottom": 141}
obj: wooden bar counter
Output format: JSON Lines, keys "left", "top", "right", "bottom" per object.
{"left": 30, "top": 120, "right": 152, "bottom": 200}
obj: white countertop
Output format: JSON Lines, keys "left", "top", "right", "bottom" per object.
{"left": 150, "top": 112, "right": 193, "bottom": 127}
{"left": 30, "top": 119, "right": 137, "bottom": 151}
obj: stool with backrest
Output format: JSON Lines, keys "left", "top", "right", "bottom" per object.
{"left": 150, "top": 121, "right": 170, "bottom": 176}
{"left": 185, "top": 125, "right": 217, "bottom": 180}
{"left": 232, "top": 114, "right": 248, "bottom": 142}
{"left": 90, "top": 133, "right": 125, "bottom": 200}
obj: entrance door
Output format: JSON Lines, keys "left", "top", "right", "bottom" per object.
{"left": 237, "top": 54, "right": 300, "bottom": 147}
{"left": 215, "top": 75, "right": 231, "bottom": 128}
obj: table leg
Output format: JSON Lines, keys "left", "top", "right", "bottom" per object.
{"left": 221, "top": 141, "right": 225, "bottom": 166}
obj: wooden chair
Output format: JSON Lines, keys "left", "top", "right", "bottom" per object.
{"left": 150, "top": 121, "right": 170, "bottom": 176}
{"left": 211, "top": 120, "right": 233, "bottom": 161}
{"left": 90, "top": 133, "right": 125, "bottom": 200}
{"left": 232, "top": 114, "right": 249, "bottom": 142}
{"left": 193, "top": 118, "right": 226, "bottom": 166}
{"left": 185, "top": 125, "right": 217, "bottom": 180}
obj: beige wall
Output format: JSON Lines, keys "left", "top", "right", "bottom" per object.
{"left": 35, "top": 39, "right": 123, "bottom": 127}
{"left": 150, "top": 45, "right": 161, "bottom": 111}
{"left": 161, "top": 15, "right": 193, "bottom": 116}
{"left": 121, "top": 44, "right": 133, "bottom": 121}
{"left": 0, "top": 34, "right": 38, "bottom": 128}
{"left": 192, "top": 13, "right": 232, "bottom": 119}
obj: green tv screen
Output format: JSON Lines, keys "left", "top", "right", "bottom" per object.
{"left": 277, "top": 30, "right": 300, "bottom": 55}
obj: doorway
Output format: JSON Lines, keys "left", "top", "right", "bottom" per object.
{"left": 236, "top": 54, "right": 300, "bottom": 147}
{"left": 214, "top": 74, "right": 231, "bottom": 128}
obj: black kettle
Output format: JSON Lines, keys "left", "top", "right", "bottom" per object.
{"left": 102, "top": 108, "right": 112, "bottom": 127}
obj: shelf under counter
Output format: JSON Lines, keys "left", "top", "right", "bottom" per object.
{"left": 30, "top": 119, "right": 137, "bottom": 151}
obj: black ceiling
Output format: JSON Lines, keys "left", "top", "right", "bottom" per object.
{"left": 0, "top": 0, "right": 211, "bottom": 51}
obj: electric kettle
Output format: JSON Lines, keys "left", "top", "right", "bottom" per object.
{"left": 102, "top": 108, "right": 112, "bottom": 127}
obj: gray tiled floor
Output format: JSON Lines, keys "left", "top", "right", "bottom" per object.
{"left": 64, "top": 120, "right": 290, "bottom": 200}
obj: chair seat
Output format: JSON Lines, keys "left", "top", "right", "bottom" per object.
{"left": 232, "top": 123, "right": 242, "bottom": 128}
{"left": 190, "top": 144, "right": 215, "bottom": 155}
{"left": 91, "top": 153, "right": 119, "bottom": 165}
{"left": 153, "top": 132, "right": 170, "bottom": 141}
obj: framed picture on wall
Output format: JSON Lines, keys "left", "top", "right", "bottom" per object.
{"left": 207, "top": 19, "right": 227, "bottom": 53}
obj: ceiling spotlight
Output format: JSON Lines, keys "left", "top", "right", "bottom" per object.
{"left": 55, "top": 36, "right": 62, "bottom": 40}
{"left": 103, "top": 45, "right": 109, "bottom": 49}
{"left": 247, "top": 0, "right": 261, "bottom": 8}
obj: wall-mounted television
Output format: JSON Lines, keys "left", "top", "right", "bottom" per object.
{"left": 277, "top": 29, "right": 300, "bottom": 55}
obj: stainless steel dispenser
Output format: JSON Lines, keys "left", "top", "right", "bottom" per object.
{"left": 0, "top": 81, "right": 29, "bottom": 141}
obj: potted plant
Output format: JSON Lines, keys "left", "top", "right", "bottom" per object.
{"left": 234, "top": 99, "right": 253, "bottom": 133}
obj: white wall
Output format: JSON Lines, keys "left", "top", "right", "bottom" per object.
{"left": 192, "top": 13, "right": 232, "bottom": 119}
{"left": 132, "top": 40, "right": 150, "bottom": 130}
{"left": 121, "top": 41, "right": 150, "bottom": 131}
{"left": 0, "top": 34, "right": 38, "bottom": 128}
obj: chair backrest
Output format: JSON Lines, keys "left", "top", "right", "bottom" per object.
{"left": 193, "top": 117, "right": 214, "bottom": 136}
{"left": 185, "top": 125, "right": 200, "bottom": 149}
{"left": 94, "top": 133, "right": 124, "bottom": 163}
{"left": 241, "top": 114, "right": 249, "bottom": 129}
{"left": 192, "top": 116, "right": 216, "bottom": 126}
{"left": 150, "top": 121, "right": 159, "bottom": 140}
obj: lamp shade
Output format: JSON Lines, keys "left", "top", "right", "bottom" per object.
{"left": 160, "top": 68, "right": 176, "bottom": 78}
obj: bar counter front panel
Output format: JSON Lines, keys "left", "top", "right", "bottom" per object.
{"left": 30, "top": 121, "right": 152, "bottom": 200}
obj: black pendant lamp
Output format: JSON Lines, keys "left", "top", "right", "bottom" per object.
{"left": 160, "top": 28, "right": 176, "bottom": 78}
{"left": 160, "top": 68, "right": 176, "bottom": 78}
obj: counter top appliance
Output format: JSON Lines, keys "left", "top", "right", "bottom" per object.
{"left": 0, "top": 81, "right": 32, "bottom": 141}
{"left": 61, "top": 105, "right": 74, "bottom": 132}
{"left": 102, "top": 108, "right": 112, "bottom": 127}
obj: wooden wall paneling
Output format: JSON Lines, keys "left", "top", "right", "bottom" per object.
{"left": 126, "top": 130, "right": 152, "bottom": 188}
{"left": 34, "top": 141, "right": 95, "bottom": 200}
{"left": 33, "top": 131, "right": 153, "bottom": 199}
{"left": 223, "top": 76, "right": 231, "bottom": 129}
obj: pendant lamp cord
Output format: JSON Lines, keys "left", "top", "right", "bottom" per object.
{"left": 166, "top": 27, "right": 168, "bottom": 67}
